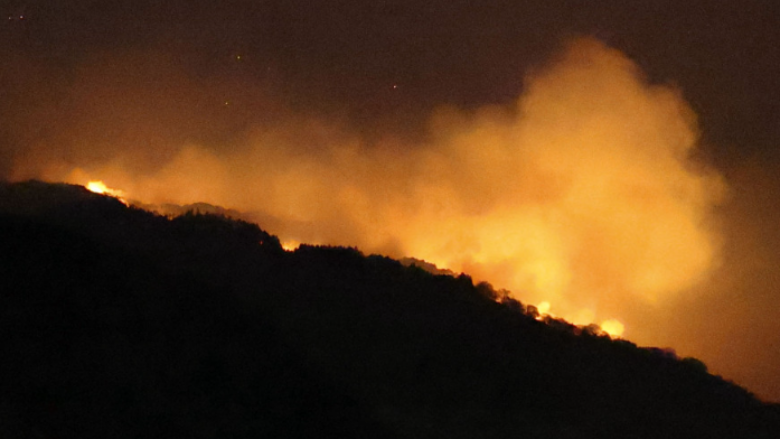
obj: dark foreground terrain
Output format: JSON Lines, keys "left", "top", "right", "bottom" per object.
{"left": 1, "top": 180, "right": 778, "bottom": 438}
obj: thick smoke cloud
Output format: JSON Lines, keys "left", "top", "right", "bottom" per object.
{"left": 9, "top": 38, "right": 726, "bottom": 340}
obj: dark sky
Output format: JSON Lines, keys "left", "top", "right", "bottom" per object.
{"left": 3, "top": 0, "right": 780, "bottom": 402}
{"left": 4, "top": 1, "right": 778, "bottom": 155}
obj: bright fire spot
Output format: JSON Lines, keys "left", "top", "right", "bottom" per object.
{"left": 281, "top": 240, "right": 300, "bottom": 251}
{"left": 85, "top": 180, "right": 128, "bottom": 204}
{"left": 86, "top": 180, "right": 110, "bottom": 194}
{"left": 600, "top": 319, "right": 625, "bottom": 338}
{"left": 537, "top": 301, "right": 551, "bottom": 315}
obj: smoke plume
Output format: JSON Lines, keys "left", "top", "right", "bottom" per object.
{"left": 8, "top": 38, "right": 725, "bottom": 339}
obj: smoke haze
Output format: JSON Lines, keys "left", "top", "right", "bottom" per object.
{"left": 7, "top": 38, "right": 727, "bottom": 343}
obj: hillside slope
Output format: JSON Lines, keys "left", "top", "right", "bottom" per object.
{"left": 1, "top": 180, "right": 778, "bottom": 438}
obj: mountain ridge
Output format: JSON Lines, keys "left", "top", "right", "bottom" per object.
{"left": 1, "top": 179, "right": 778, "bottom": 438}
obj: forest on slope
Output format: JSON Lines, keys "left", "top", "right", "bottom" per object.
{"left": 1, "top": 180, "right": 778, "bottom": 438}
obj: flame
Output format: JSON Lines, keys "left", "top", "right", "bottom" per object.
{"left": 600, "top": 319, "right": 625, "bottom": 338}
{"left": 86, "top": 180, "right": 111, "bottom": 194}
{"left": 281, "top": 240, "right": 301, "bottom": 251}
{"left": 535, "top": 299, "right": 625, "bottom": 337}
{"left": 85, "top": 180, "right": 128, "bottom": 205}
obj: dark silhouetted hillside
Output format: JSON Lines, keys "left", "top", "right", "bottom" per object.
{"left": 1, "top": 180, "right": 779, "bottom": 438}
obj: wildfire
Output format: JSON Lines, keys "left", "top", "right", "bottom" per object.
{"left": 11, "top": 38, "right": 725, "bottom": 363}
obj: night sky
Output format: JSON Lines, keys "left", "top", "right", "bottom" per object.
{"left": 3, "top": 0, "right": 780, "bottom": 401}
